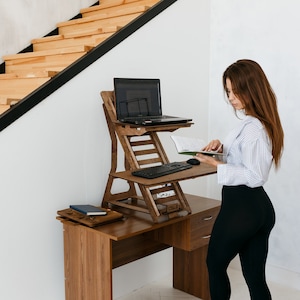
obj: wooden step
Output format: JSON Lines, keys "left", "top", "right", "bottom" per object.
{"left": 3, "top": 46, "right": 92, "bottom": 74}
{"left": 8, "top": 69, "right": 61, "bottom": 78}
{"left": 0, "top": 104, "right": 10, "bottom": 114}
{"left": 57, "top": 9, "right": 146, "bottom": 35}
{"left": 32, "top": 27, "right": 119, "bottom": 51}
{"left": 80, "top": 5, "right": 151, "bottom": 20}
{"left": 32, "top": 34, "right": 64, "bottom": 45}
{"left": 63, "top": 25, "right": 121, "bottom": 38}
{"left": 81, "top": 0, "right": 140, "bottom": 13}
{"left": 0, "top": 74, "right": 18, "bottom": 79}
{"left": 81, "top": 0, "right": 159, "bottom": 18}
{"left": 58, "top": 6, "right": 147, "bottom": 28}
{"left": 3, "top": 45, "right": 93, "bottom": 61}
{"left": 34, "top": 32, "right": 114, "bottom": 51}
{"left": 0, "top": 77, "right": 51, "bottom": 104}
{"left": 0, "top": 96, "right": 8, "bottom": 104}
{"left": 0, "top": 70, "right": 59, "bottom": 78}
{"left": 7, "top": 98, "right": 21, "bottom": 106}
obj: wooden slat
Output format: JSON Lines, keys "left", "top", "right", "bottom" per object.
{"left": 31, "top": 35, "right": 64, "bottom": 44}
{"left": 0, "top": 77, "right": 51, "bottom": 102}
{"left": 134, "top": 148, "right": 158, "bottom": 156}
{"left": 3, "top": 45, "right": 93, "bottom": 75}
{"left": 33, "top": 32, "right": 115, "bottom": 51}
{"left": 7, "top": 98, "right": 21, "bottom": 106}
{"left": 85, "top": 5, "right": 151, "bottom": 21}
{"left": 0, "top": 74, "right": 18, "bottom": 79}
{"left": 58, "top": 9, "right": 141, "bottom": 28}
{"left": 0, "top": 104, "right": 10, "bottom": 114}
{"left": 26, "top": 70, "right": 60, "bottom": 78}
{"left": 108, "top": 199, "right": 150, "bottom": 214}
{"left": 5, "top": 56, "right": 77, "bottom": 74}
{"left": 4, "top": 51, "right": 90, "bottom": 74}
{"left": 0, "top": 97, "right": 8, "bottom": 104}
{"left": 0, "top": 70, "right": 58, "bottom": 78}
{"left": 0, "top": 77, "right": 51, "bottom": 92}
{"left": 81, "top": 0, "right": 139, "bottom": 14}
{"left": 81, "top": 0, "right": 159, "bottom": 18}
{"left": 58, "top": 12, "right": 143, "bottom": 35}
{"left": 137, "top": 157, "right": 162, "bottom": 165}
{"left": 3, "top": 45, "right": 93, "bottom": 61}
{"left": 63, "top": 25, "right": 121, "bottom": 38}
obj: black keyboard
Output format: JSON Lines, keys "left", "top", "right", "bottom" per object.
{"left": 132, "top": 162, "right": 192, "bottom": 179}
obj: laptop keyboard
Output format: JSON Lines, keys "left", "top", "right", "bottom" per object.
{"left": 132, "top": 162, "right": 192, "bottom": 179}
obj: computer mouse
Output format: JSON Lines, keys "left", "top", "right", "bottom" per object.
{"left": 186, "top": 158, "right": 200, "bottom": 165}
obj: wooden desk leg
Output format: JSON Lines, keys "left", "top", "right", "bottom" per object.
{"left": 173, "top": 245, "right": 210, "bottom": 300}
{"left": 63, "top": 223, "right": 113, "bottom": 300}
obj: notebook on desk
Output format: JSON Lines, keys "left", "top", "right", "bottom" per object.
{"left": 114, "top": 78, "right": 192, "bottom": 126}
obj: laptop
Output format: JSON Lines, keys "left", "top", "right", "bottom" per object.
{"left": 114, "top": 78, "right": 192, "bottom": 126}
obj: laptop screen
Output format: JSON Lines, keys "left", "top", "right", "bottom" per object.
{"left": 114, "top": 78, "right": 162, "bottom": 120}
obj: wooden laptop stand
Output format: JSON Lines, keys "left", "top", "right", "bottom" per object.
{"left": 101, "top": 91, "right": 216, "bottom": 223}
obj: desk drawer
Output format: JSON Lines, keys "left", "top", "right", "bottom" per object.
{"left": 188, "top": 208, "right": 219, "bottom": 250}
{"left": 151, "top": 206, "right": 220, "bottom": 251}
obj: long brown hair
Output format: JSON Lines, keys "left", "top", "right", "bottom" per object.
{"left": 223, "top": 59, "right": 284, "bottom": 168}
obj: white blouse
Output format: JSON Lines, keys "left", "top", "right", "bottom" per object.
{"left": 217, "top": 115, "right": 273, "bottom": 188}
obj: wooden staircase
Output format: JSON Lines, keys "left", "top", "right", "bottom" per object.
{"left": 0, "top": 0, "right": 160, "bottom": 115}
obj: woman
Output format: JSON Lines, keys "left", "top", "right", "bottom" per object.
{"left": 195, "top": 59, "right": 284, "bottom": 300}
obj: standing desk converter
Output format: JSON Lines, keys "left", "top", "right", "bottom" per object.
{"left": 57, "top": 91, "right": 221, "bottom": 299}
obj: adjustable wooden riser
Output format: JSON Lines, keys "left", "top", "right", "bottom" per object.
{"left": 101, "top": 90, "right": 193, "bottom": 223}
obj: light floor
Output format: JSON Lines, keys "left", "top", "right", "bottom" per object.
{"left": 115, "top": 267, "right": 300, "bottom": 300}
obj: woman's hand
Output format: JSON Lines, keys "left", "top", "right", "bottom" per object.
{"left": 193, "top": 139, "right": 224, "bottom": 167}
{"left": 194, "top": 153, "right": 223, "bottom": 167}
{"left": 202, "top": 139, "right": 223, "bottom": 153}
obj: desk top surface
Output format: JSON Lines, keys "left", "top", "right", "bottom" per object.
{"left": 60, "top": 194, "right": 220, "bottom": 241}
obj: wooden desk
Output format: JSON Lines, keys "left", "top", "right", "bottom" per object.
{"left": 58, "top": 194, "right": 220, "bottom": 300}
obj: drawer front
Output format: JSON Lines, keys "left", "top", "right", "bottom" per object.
{"left": 150, "top": 206, "right": 220, "bottom": 251}
{"left": 188, "top": 207, "right": 220, "bottom": 250}
{"left": 190, "top": 207, "right": 220, "bottom": 229}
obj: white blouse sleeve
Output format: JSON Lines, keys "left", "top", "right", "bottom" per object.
{"left": 217, "top": 119, "right": 273, "bottom": 188}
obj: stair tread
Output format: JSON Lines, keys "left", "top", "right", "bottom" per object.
{"left": 58, "top": 13, "right": 141, "bottom": 35}
{"left": 84, "top": 5, "right": 151, "bottom": 20}
{"left": 32, "top": 35, "right": 64, "bottom": 44}
{"left": 3, "top": 45, "right": 93, "bottom": 61}
{"left": 0, "top": 76, "right": 50, "bottom": 104}
{"left": 32, "top": 25, "right": 120, "bottom": 47}
{"left": 64, "top": 25, "right": 120, "bottom": 38}
{"left": 0, "top": 104, "right": 10, "bottom": 114}
{"left": 0, "top": 70, "right": 59, "bottom": 78}
{"left": 0, "top": 74, "right": 18, "bottom": 79}
{"left": 81, "top": 0, "right": 159, "bottom": 17}
{"left": 57, "top": 5, "right": 148, "bottom": 27}
{"left": 81, "top": 0, "right": 144, "bottom": 13}
{"left": 0, "top": 77, "right": 51, "bottom": 90}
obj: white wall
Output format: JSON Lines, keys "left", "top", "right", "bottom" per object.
{"left": 209, "top": 0, "right": 300, "bottom": 289}
{"left": 0, "top": 1, "right": 211, "bottom": 299}
{"left": 0, "top": 0, "right": 96, "bottom": 63}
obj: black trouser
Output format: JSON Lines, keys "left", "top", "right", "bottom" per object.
{"left": 206, "top": 185, "right": 275, "bottom": 300}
